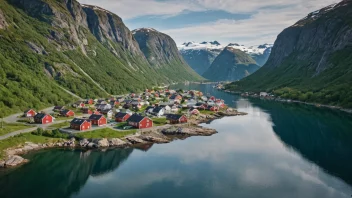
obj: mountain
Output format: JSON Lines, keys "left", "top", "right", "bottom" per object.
{"left": 0, "top": 0, "right": 202, "bottom": 117}
{"left": 226, "top": 0, "right": 352, "bottom": 108}
{"left": 132, "top": 28, "right": 203, "bottom": 82}
{"left": 227, "top": 43, "right": 273, "bottom": 66}
{"left": 202, "top": 45, "right": 260, "bottom": 81}
{"left": 178, "top": 41, "right": 272, "bottom": 75}
{"left": 178, "top": 41, "right": 223, "bottom": 75}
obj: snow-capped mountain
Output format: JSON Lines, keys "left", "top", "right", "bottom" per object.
{"left": 179, "top": 41, "right": 273, "bottom": 74}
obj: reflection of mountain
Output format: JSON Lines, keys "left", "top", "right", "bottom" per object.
{"left": 251, "top": 99, "right": 352, "bottom": 185}
{"left": 0, "top": 148, "right": 133, "bottom": 198}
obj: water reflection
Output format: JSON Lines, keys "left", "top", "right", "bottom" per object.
{"left": 0, "top": 148, "right": 133, "bottom": 198}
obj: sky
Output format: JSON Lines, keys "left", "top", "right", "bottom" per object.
{"left": 78, "top": 0, "right": 340, "bottom": 46}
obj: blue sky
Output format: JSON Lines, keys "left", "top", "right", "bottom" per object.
{"left": 78, "top": 0, "right": 340, "bottom": 46}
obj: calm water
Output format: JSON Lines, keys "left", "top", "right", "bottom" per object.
{"left": 1, "top": 83, "right": 352, "bottom": 198}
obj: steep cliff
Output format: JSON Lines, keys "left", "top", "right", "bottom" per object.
{"left": 203, "top": 46, "right": 260, "bottom": 81}
{"left": 0, "top": 0, "right": 201, "bottom": 116}
{"left": 132, "top": 28, "right": 204, "bottom": 82}
{"left": 227, "top": 0, "right": 352, "bottom": 108}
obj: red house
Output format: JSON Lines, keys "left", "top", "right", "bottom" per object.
{"left": 60, "top": 109, "right": 75, "bottom": 117}
{"left": 82, "top": 107, "right": 93, "bottom": 114}
{"left": 208, "top": 106, "right": 219, "bottom": 112}
{"left": 166, "top": 114, "right": 187, "bottom": 124}
{"left": 24, "top": 109, "right": 37, "bottom": 117}
{"left": 209, "top": 96, "right": 216, "bottom": 101}
{"left": 89, "top": 114, "right": 107, "bottom": 126}
{"left": 189, "top": 108, "right": 200, "bottom": 115}
{"left": 70, "top": 118, "right": 91, "bottom": 131}
{"left": 127, "top": 114, "right": 153, "bottom": 129}
{"left": 85, "top": 99, "right": 94, "bottom": 105}
{"left": 115, "top": 112, "right": 131, "bottom": 122}
{"left": 34, "top": 113, "right": 53, "bottom": 124}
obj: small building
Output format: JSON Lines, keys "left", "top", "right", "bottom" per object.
{"left": 73, "top": 101, "right": 85, "bottom": 108}
{"left": 208, "top": 106, "right": 219, "bottom": 112}
{"left": 85, "top": 99, "right": 94, "bottom": 105}
{"left": 145, "top": 106, "right": 155, "bottom": 114}
{"left": 96, "top": 104, "right": 112, "bottom": 111}
{"left": 53, "top": 106, "right": 65, "bottom": 112}
{"left": 110, "top": 100, "right": 120, "bottom": 107}
{"left": 70, "top": 118, "right": 91, "bottom": 131}
{"left": 34, "top": 113, "right": 53, "bottom": 124}
{"left": 115, "top": 112, "right": 131, "bottom": 122}
{"left": 60, "top": 109, "right": 75, "bottom": 117}
{"left": 101, "top": 109, "right": 113, "bottom": 119}
{"left": 24, "top": 109, "right": 37, "bottom": 117}
{"left": 89, "top": 114, "right": 107, "bottom": 126}
{"left": 97, "top": 99, "right": 107, "bottom": 105}
{"left": 82, "top": 107, "right": 93, "bottom": 114}
{"left": 189, "top": 108, "right": 200, "bottom": 115}
{"left": 127, "top": 114, "right": 153, "bottom": 129}
{"left": 260, "top": 92, "right": 269, "bottom": 97}
{"left": 152, "top": 106, "right": 164, "bottom": 117}
{"left": 166, "top": 114, "right": 187, "bottom": 124}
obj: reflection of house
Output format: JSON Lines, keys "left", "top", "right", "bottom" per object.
{"left": 166, "top": 114, "right": 187, "bottom": 124}
{"left": 34, "top": 113, "right": 53, "bottom": 124}
{"left": 127, "top": 114, "right": 153, "bottom": 129}
{"left": 89, "top": 114, "right": 107, "bottom": 126}
{"left": 115, "top": 112, "right": 131, "bottom": 122}
{"left": 24, "top": 109, "right": 37, "bottom": 117}
{"left": 70, "top": 118, "right": 91, "bottom": 131}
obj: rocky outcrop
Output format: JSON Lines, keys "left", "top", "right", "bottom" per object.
{"left": 203, "top": 46, "right": 260, "bottom": 81}
{"left": 1, "top": 155, "right": 28, "bottom": 167}
{"left": 0, "top": 9, "right": 8, "bottom": 29}
{"left": 162, "top": 126, "right": 217, "bottom": 136}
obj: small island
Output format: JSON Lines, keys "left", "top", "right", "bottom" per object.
{"left": 0, "top": 88, "right": 247, "bottom": 168}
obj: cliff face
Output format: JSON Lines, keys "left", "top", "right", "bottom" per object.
{"left": 180, "top": 49, "right": 221, "bottom": 75}
{"left": 203, "top": 47, "right": 260, "bottom": 81}
{"left": 227, "top": 0, "right": 352, "bottom": 108}
{"left": 132, "top": 28, "right": 204, "bottom": 82}
{"left": 0, "top": 0, "right": 201, "bottom": 116}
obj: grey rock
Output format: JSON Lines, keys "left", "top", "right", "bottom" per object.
{"left": 4, "top": 155, "right": 28, "bottom": 167}
{"left": 0, "top": 160, "right": 5, "bottom": 168}
{"left": 108, "top": 138, "right": 128, "bottom": 147}
{"left": 87, "top": 142, "right": 97, "bottom": 148}
{"left": 97, "top": 138, "right": 109, "bottom": 147}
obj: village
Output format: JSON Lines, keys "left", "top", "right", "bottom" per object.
{"left": 20, "top": 88, "right": 232, "bottom": 135}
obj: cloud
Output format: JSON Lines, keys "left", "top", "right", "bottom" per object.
{"left": 77, "top": 0, "right": 341, "bottom": 45}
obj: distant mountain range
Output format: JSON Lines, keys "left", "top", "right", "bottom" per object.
{"left": 178, "top": 41, "right": 272, "bottom": 79}
{"left": 226, "top": 0, "right": 352, "bottom": 108}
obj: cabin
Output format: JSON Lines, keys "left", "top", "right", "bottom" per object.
{"left": 101, "top": 109, "right": 113, "bottom": 119}
{"left": 127, "top": 114, "right": 153, "bottom": 129}
{"left": 60, "top": 109, "right": 75, "bottom": 117}
{"left": 152, "top": 106, "right": 164, "bottom": 117}
{"left": 85, "top": 99, "right": 94, "bottom": 105}
{"left": 208, "top": 106, "right": 219, "bottom": 112}
{"left": 89, "top": 114, "right": 107, "bottom": 126}
{"left": 166, "top": 114, "right": 187, "bottom": 124}
{"left": 34, "top": 113, "right": 53, "bottom": 124}
{"left": 70, "top": 118, "right": 91, "bottom": 131}
{"left": 82, "top": 107, "right": 93, "bottom": 114}
{"left": 73, "top": 101, "right": 85, "bottom": 108}
{"left": 24, "top": 109, "right": 37, "bottom": 117}
{"left": 96, "top": 104, "right": 112, "bottom": 111}
{"left": 110, "top": 100, "right": 120, "bottom": 107}
{"left": 53, "top": 106, "right": 65, "bottom": 112}
{"left": 115, "top": 112, "right": 131, "bottom": 122}
{"left": 189, "top": 108, "right": 200, "bottom": 115}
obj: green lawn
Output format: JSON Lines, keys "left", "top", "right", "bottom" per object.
{"left": 0, "top": 133, "right": 62, "bottom": 160}
{"left": 152, "top": 117, "right": 168, "bottom": 126}
{"left": 0, "top": 123, "right": 34, "bottom": 136}
{"left": 199, "top": 110, "right": 215, "bottom": 115}
{"left": 75, "top": 128, "right": 136, "bottom": 139}
{"left": 48, "top": 121, "right": 70, "bottom": 130}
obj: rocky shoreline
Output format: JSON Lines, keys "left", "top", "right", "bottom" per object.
{"left": 0, "top": 109, "right": 247, "bottom": 169}
{"left": 0, "top": 125, "right": 217, "bottom": 168}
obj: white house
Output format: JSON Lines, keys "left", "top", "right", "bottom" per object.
{"left": 260, "top": 92, "right": 269, "bottom": 97}
{"left": 152, "top": 107, "right": 165, "bottom": 117}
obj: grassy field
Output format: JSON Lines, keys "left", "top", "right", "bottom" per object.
{"left": 48, "top": 121, "right": 70, "bottom": 130}
{"left": 75, "top": 128, "right": 136, "bottom": 139}
{"left": 0, "top": 123, "right": 34, "bottom": 136}
{"left": 152, "top": 117, "right": 168, "bottom": 126}
{"left": 0, "top": 133, "right": 62, "bottom": 160}
{"left": 199, "top": 110, "right": 215, "bottom": 115}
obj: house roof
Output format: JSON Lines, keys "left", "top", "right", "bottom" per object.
{"left": 115, "top": 112, "right": 128, "bottom": 118}
{"left": 60, "top": 109, "right": 73, "bottom": 115}
{"left": 145, "top": 106, "right": 154, "bottom": 112}
{"left": 166, "top": 114, "right": 184, "bottom": 120}
{"left": 89, "top": 114, "right": 104, "bottom": 120}
{"left": 34, "top": 113, "right": 48, "bottom": 119}
{"left": 127, "top": 114, "right": 146, "bottom": 123}
{"left": 24, "top": 109, "right": 35, "bottom": 113}
{"left": 71, "top": 118, "right": 89, "bottom": 125}
{"left": 153, "top": 106, "right": 164, "bottom": 113}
